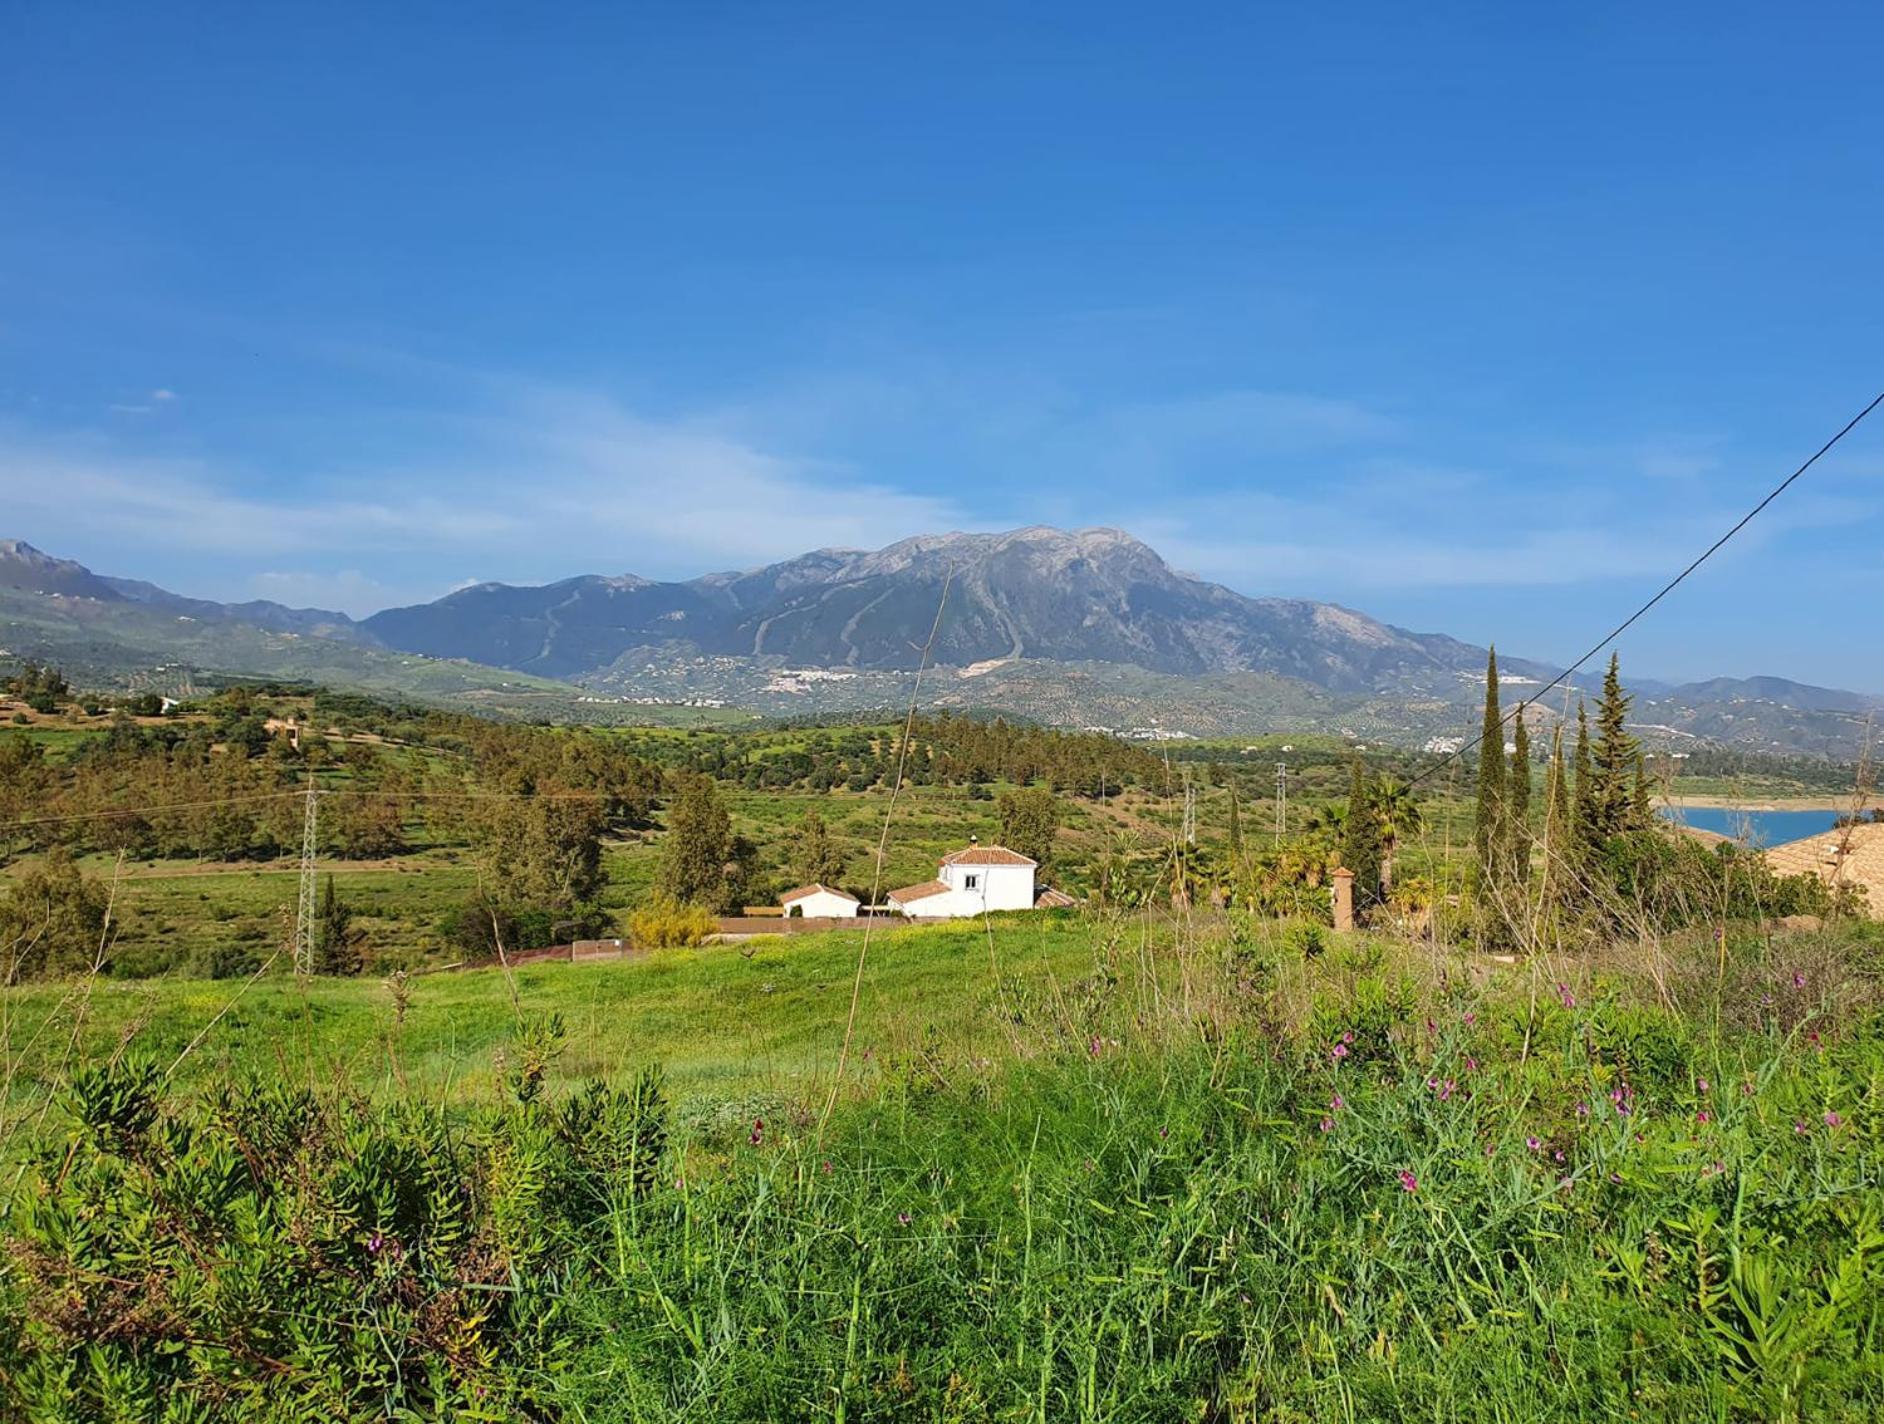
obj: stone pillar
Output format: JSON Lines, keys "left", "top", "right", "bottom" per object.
{"left": 1331, "top": 867, "right": 1355, "bottom": 933}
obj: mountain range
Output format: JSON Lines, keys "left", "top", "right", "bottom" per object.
{"left": 2, "top": 531, "right": 1877, "bottom": 755}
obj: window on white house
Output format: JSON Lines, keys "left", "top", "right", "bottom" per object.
{"left": 964, "top": 873, "right": 980, "bottom": 890}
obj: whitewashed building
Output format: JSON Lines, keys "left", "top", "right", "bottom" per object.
{"left": 886, "top": 843, "right": 1069, "bottom": 919}
{"left": 779, "top": 883, "right": 860, "bottom": 918}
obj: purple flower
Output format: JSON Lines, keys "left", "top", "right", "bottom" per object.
{"left": 1329, "top": 1093, "right": 1345, "bottom": 1111}
{"left": 1697, "top": 1078, "right": 1710, "bottom": 1095}
{"left": 1792, "top": 971, "right": 1806, "bottom": 989}
{"left": 820, "top": 1159, "right": 833, "bottom": 1175}
{"left": 1464, "top": 1056, "right": 1479, "bottom": 1073}
{"left": 1319, "top": 1117, "right": 1336, "bottom": 1133}
{"left": 1398, "top": 1169, "right": 1418, "bottom": 1193}
{"left": 1824, "top": 1111, "right": 1844, "bottom": 1129}
{"left": 367, "top": 1232, "right": 384, "bottom": 1255}
{"left": 897, "top": 1211, "right": 911, "bottom": 1226}
{"left": 1553, "top": 1149, "right": 1566, "bottom": 1163}
{"left": 1794, "top": 1119, "right": 1810, "bottom": 1135}
{"left": 749, "top": 1117, "right": 764, "bottom": 1146}
{"left": 1462, "top": 1012, "right": 1477, "bottom": 1027}
{"left": 1574, "top": 1101, "right": 1590, "bottom": 1118}
{"left": 1440, "top": 1079, "right": 1456, "bottom": 1102}
{"left": 1525, "top": 1135, "right": 1542, "bottom": 1152}
{"left": 1158, "top": 1125, "right": 1168, "bottom": 1140}
{"left": 1696, "top": 1110, "right": 1712, "bottom": 1126}
{"left": 1555, "top": 983, "right": 1576, "bottom": 1010}
{"left": 1331, "top": 1042, "right": 1350, "bottom": 1061}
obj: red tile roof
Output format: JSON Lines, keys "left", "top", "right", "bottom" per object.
{"left": 1033, "top": 886, "right": 1076, "bottom": 908}
{"left": 886, "top": 879, "right": 950, "bottom": 903}
{"left": 940, "top": 844, "right": 1036, "bottom": 867}
{"left": 780, "top": 883, "right": 859, "bottom": 903}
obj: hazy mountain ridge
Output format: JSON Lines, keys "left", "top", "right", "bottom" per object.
{"left": 2, "top": 532, "right": 1875, "bottom": 756}
{"left": 361, "top": 526, "right": 1565, "bottom": 693}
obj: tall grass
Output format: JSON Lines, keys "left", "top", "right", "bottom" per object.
{"left": 3, "top": 915, "right": 1881, "bottom": 1420}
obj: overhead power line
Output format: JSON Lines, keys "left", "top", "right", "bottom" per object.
{"left": 1410, "top": 389, "right": 1884, "bottom": 790}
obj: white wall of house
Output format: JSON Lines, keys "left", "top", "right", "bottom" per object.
{"left": 939, "top": 861, "right": 1034, "bottom": 911}
{"left": 782, "top": 888, "right": 860, "bottom": 918}
{"left": 897, "top": 889, "right": 976, "bottom": 919}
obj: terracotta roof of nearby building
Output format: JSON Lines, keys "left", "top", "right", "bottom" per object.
{"left": 1763, "top": 822, "right": 1884, "bottom": 919}
{"left": 780, "top": 883, "right": 859, "bottom": 904}
{"left": 1033, "top": 886, "right": 1076, "bottom": 908}
{"left": 940, "top": 844, "right": 1036, "bottom": 867}
{"left": 887, "top": 879, "right": 951, "bottom": 903}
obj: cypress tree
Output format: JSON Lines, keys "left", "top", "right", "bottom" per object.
{"left": 1572, "top": 700, "right": 1599, "bottom": 858}
{"left": 1506, "top": 710, "right": 1532, "bottom": 889}
{"left": 1591, "top": 653, "right": 1640, "bottom": 837}
{"left": 1542, "top": 725, "right": 1573, "bottom": 913}
{"left": 1340, "top": 757, "right": 1384, "bottom": 908}
{"left": 1473, "top": 648, "right": 1506, "bottom": 891}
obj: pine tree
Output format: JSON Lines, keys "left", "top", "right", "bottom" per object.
{"left": 1506, "top": 710, "right": 1532, "bottom": 890}
{"left": 1473, "top": 648, "right": 1506, "bottom": 892}
{"left": 1340, "top": 758, "right": 1384, "bottom": 908}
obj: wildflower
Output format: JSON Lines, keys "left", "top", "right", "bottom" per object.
{"left": 1701, "top": 1160, "right": 1725, "bottom": 1179}
{"left": 1696, "top": 1078, "right": 1710, "bottom": 1095}
{"left": 1824, "top": 1111, "right": 1844, "bottom": 1129}
{"left": 1440, "top": 1079, "right": 1456, "bottom": 1102}
{"left": 1089, "top": 1036, "right": 1102, "bottom": 1057}
{"left": 1695, "top": 1110, "right": 1712, "bottom": 1126}
{"left": 1794, "top": 1119, "right": 1809, "bottom": 1135}
{"left": 1319, "top": 1117, "right": 1336, "bottom": 1133}
{"left": 1463, "top": 1011, "right": 1477, "bottom": 1027}
{"left": 367, "top": 1232, "right": 384, "bottom": 1255}
{"left": 1555, "top": 982, "right": 1576, "bottom": 1009}
{"left": 1464, "top": 1056, "right": 1479, "bottom": 1073}
{"left": 820, "top": 1159, "right": 833, "bottom": 1175}
{"left": 1425, "top": 1018, "right": 1436, "bottom": 1036}
{"left": 1158, "top": 1125, "right": 1168, "bottom": 1140}
{"left": 1554, "top": 1149, "right": 1566, "bottom": 1163}
{"left": 1398, "top": 1169, "right": 1418, "bottom": 1193}
{"left": 1740, "top": 1081, "right": 1755, "bottom": 1097}
{"left": 1557, "top": 1176, "right": 1574, "bottom": 1192}
{"left": 1574, "top": 1101, "right": 1590, "bottom": 1118}
{"left": 1329, "top": 1093, "right": 1345, "bottom": 1111}
{"left": 1525, "top": 1135, "right": 1542, "bottom": 1152}
{"left": 1342, "top": 1031, "right": 1355, "bottom": 1043}
{"left": 1331, "top": 1042, "right": 1350, "bottom": 1061}
{"left": 1792, "top": 971, "right": 1806, "bottom": 989}
{"left": 749, "top": 1117, "right": 764, "bottom": 1147}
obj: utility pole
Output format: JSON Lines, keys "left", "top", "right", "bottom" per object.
{"left": 1181, "top": 772, "right": 1196, "bottom": 846}
{"left": 1274, "top": 761, "right": 1287, "bottom": 844}
{"left": 294, "top": 779, "right": 319, "bottom": 976}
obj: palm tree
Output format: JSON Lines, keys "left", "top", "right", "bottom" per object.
{"left": 1373, "top": 778, "right": 1424, "bottom": 893}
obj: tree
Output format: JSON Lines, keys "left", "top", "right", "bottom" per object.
{"left": 656, "top": 774, "right": 733, "bottom": 908}
{"left": 1473, "top": 649, "right": 1507, "bottom": 893}
{"left": 1225, "top": 782, "right": 1244, "bottom": 862}
{"left": 312, "top": 875, "right": 364, "bottom": 976}
{"left": 789, "top": 807, "right": 848, "bottom": 888}
{"left": 1373, "top": 777, "right": 1423, "bottom": 894}
{"left": 996, "top": 786, "right": 1060, "bottom": 870}
{"left": 1339, "top": 758, "right": 1384, "bottom": 908}
{"left": 1572, "top": 700, "right": 1599, "bottom": 859}
{"left": 1588, "top": 653, "right": 1643, "bottom": 837}
{"left": 474, "top": 795, "right": 606, "bottom": 914}
{"left": 1505, "top": 710, "right": 1532, "bottom": 890}
{"left": 1541, "top": 725, "right": 1575, "bottom": 915}
{"left": 0, "top": 850, "right": 109, "bottom": 982}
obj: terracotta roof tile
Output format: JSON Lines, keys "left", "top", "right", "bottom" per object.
{"left": 940, "top": 844, "right": 1036, "bottom": 867}
{"left": 887, "top": 879, "right": 950, "bottom": 903}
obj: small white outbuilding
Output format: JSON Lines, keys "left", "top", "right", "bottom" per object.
{"left": 779, "top": 883, "right": 860, "bottom": 918}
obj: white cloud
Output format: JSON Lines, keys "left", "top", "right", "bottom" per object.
{"left": 150, "top": 389, "right": 178, "bottom": 402}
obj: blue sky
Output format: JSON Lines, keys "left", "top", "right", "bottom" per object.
{"left": 2, "top": 4, "right": 1880, "bottom": 688}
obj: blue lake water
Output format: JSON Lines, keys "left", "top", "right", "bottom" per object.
{"left": 1659, "top": 806, "right": 1843, "bottom": 846}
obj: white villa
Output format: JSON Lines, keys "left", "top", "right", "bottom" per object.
{"left": 883, "top": 842, "right": 1075, "bottom": 919}
{"left": 779, "top": 883, "right": 861, "bottom": 918}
